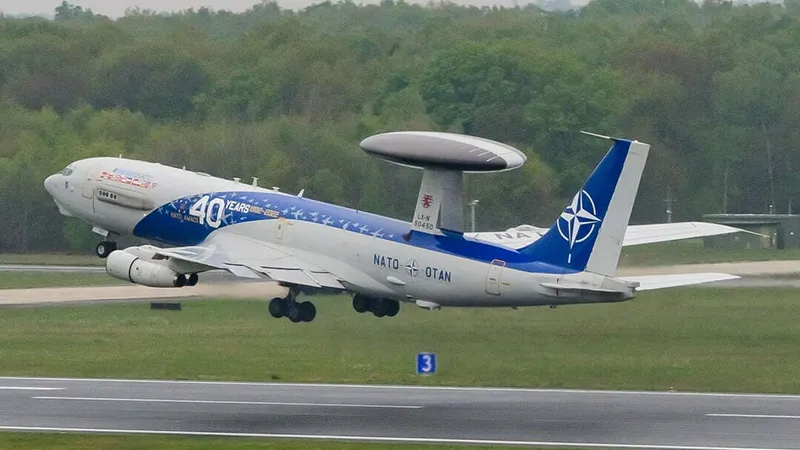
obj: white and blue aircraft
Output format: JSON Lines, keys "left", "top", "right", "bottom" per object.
{"left": 44, "top": 132, "right": 739, "bottom": 323}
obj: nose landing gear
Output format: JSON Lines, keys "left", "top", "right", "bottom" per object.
{"left": 95, "top": 241, "right": 117, "bottom": 258}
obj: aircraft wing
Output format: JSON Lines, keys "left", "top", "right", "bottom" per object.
{"left": 469, "top": 222, "right": 754, "bottom": 249}
{"left": 619, "top": 273, "right": 740, "bottom": 291}
{"left": 143, "top": 232, "right": 347, "bottom": 290}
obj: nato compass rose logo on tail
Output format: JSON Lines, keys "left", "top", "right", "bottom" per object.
{"left": 557, "top": 190, "right": 601, "bottom": 264}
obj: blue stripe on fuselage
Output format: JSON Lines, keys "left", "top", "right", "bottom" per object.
{"left": 132, "top": 191, "right": 577, "bottom": 275}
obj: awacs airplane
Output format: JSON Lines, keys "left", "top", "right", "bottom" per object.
{"left": 44, "top": 131, "right": 739, "bottom": 323}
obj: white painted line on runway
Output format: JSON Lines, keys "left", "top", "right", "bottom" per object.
{"left": 0, "top": 387, "right": 64, "bottom": 391}
{"left": 4, "top": 376, "right": 800, "bottom": 400}
{"left": 33, "top": 396, "right": 422, "bottom": 409}
{"left": 707, "top": 413, "right": 800, "bottom": 420}
{"left": 0, "top": 425, "right": 796, "bottom": 450}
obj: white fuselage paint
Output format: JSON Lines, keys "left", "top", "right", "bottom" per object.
{"left": 44, "top": 157, "right": 633, "bottom": 308}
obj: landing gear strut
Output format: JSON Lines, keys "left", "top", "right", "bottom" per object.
{"left": 95, "top": 241, "right": 117, "bottom": 259}
{"left": 268, "top": 287, "right": 316, "bottom": 323}
{"left": 352, "top": 294, "right": 400, "bottom": 318}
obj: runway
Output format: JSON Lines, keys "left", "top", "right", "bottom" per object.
{"left": 0, "top": 280, "right": 285, "bottom": 306}
{"left": 0, "top": 377, "right": 798, "bottom": 449}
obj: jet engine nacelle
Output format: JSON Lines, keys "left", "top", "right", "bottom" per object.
{"left": 106, "top": 248, "right": 187, "bottom": 288}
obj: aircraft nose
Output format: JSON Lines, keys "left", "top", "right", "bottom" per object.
{"left": 44, "top": 174, "right": 58, "bottom": 194}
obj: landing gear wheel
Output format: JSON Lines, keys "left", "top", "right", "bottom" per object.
{"left": 371, "top": 299, "right": 387, "bottom": 317}
{"left": 372, "top": 298, "right": 399, "bottom": 317}
{"left": 268, "top": 298, "right": 285, "bottom": 318}
{"left": 95, "top": 241, "right": 117, "bottom": 259}
{"left": 286, "top": 304, "right": 303, "bottom": 323}
{"left": 352, "top": 294, "right": 370, "bottom": 313}
{"left": 385, "top": 300, "right": 400, "bottom": 317}
{"left": 299, "top": 301, "right": 316, "bottom": 322}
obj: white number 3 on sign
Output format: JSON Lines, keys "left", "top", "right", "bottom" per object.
{"left": 421, "top": 354, "right": 432, "bottom": 371}
{"left": 189, "top": 195, "right": 226, "bottom": 228}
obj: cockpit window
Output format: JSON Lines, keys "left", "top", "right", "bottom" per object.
{"left": 60, "top": 167, "right": 74, "bottom": 176}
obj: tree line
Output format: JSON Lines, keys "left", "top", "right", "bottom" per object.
{"left": 1, "top": 0, "right": 799, "bottom": 252}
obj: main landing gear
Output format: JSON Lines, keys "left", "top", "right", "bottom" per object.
{"left": 95, "top": 241, "right": 117, "bottom": 258}
{"left": 268, "top": 287, "right": 316, "bottom": 323}
{"left": 352, "top": 294, "right": 400, "bottom": 318}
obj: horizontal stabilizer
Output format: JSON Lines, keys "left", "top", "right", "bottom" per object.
{"left": 470, "top": 221, "right": 754, "bottom": 250}
{"left": 622, "top": 222, "right": 762, "bottom": 246}
{"left": 619, "top": 273, "right": 739, "bottom": 291}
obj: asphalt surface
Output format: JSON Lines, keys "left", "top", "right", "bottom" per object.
{"left": 0, "top": 377, "right": 798, "bottom": 449}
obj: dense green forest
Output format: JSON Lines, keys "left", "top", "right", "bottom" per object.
{"left": 1, "top": 0, "right": 799, "bottom": 252}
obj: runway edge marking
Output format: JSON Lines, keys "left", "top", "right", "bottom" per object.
{"left": 0, "top": 426, "right": 796, "bottom": 450}
{"left": 707, "top": 413, "right": 800, "bottom": 420}
{"left": 2, "top": 376, "right": 800, "bottom": 400}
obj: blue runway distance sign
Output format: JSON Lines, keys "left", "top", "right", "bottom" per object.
{"left": 416, "top": 352, "right": 436, "bottom": 375}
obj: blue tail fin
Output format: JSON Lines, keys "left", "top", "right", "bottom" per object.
{"left": 518, "top": 138, "right": 650, "bottom": 276}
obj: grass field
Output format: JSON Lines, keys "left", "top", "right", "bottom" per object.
{"left": 0, "top": 288, "right": 798, "bottom": 393}
{"left": 0, "top": 433, "right": 543, "bottom": 450}
{"left": 0, "top": 272, "right": 123, "bottom": 289}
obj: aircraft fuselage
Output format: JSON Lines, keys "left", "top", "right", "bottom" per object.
{"left": 44, "top": 157, "right": 631, "bottom": 308}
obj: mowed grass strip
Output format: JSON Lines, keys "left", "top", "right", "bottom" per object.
{"left": 0, "top": 272, "right": 123, "bottom": 289}
{"left": 0, "top": 288, "right": 798, "bottom": 393}
{"left": 0, "top": 433, "right": 548, "bottom": 450}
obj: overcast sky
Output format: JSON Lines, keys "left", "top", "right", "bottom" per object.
{"left": 0, "top": 0, "right": 588, "bottom": 18}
